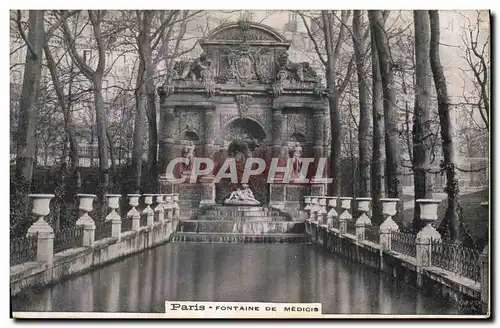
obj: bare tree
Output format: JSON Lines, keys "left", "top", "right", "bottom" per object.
{"left": 461, "top": 11, "right": 489, "bottom": 129}
{"left": 429, "top": 10, "right": 461, "bottom": 241}
{"left": 412, "top": 10, "right": 434, "bottom": 232}
{"left": 369, "top": 12, "right": 388, "bottom": 225}
{"left": 61, "top": 10, "right": 110, "bottom": 212}
{"left": 352, "top": 10, "right": 371, "bottom": 197}
{"left": 368, "top": 10, "right": 403, "bottom": 223}
{"left": 321, "top": 10, "right": 354, "bottom": 196}
{"left": 13, "top": 10, "right": 46, "bottom": 220}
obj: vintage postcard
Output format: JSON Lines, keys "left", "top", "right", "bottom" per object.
{"left": 9, "top": 9, "right": 490, "bottom": 319}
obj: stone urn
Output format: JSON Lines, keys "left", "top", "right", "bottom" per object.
{"left": 30, "top": 194, "right": 55, "bottom": 217}
{"left": 105, "top": 194, "right": 121, "bottom": 222}
{"left": 78, "top": 194, "right": 97, "bottom": 213}
{"left": 326, "top": 197, "right": 338, "bottom": 217}
{"left": 143, "top": 194, "right": 155, "bottom": 206}
{"left": 416, "top": 199, "right": 442, "bottom": 241}
{"left": 379, "top": 198, "right": 399, "bottom": 232}
{"left": 76, "top": 194, "right": 97, "bottom": 226}
{"left": 27, "top": 194, "right": 55, "bottom": 236}
{"left": 339, "top": 197, "right": 353, "bottom": 220}
{"left": 128, "top": 194, "right": 141, "bottom": 208}
{"left": 106, "top": 194, "right": 121, "bottom": 209}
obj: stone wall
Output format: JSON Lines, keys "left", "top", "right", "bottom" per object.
{"left": 10, "top": 220, "right": 177, "bottom": 297}
{"left": 305, "top": 220, "right": 482, "bottom": 306}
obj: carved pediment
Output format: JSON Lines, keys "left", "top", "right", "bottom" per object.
{"left": 201, "top": 22, "right": 290, "bottom": 44}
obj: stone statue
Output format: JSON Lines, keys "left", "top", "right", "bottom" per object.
{"left": 274, "top": 52, "right": 319, "bottom": 83}
{"left": 182, "top": 141, "right": 195, "bottom": 171}
{"left": 224, "top": 184, "right": 260, "bottom": 205}
{"left": 177, "top": 53, "right": 212, "bottom": 81}
{"left": 171, "top": 53, "right": 215, "bottom": 97}
{"left": 292, "top": 141, "right": 302, "bottom": 176}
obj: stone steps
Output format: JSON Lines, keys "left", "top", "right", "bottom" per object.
{"left": 196, "top": 215, "right": 289, "bottom": 221}
{"left": 201, "top": 210, "right": 282, "bottom": 217}
{"left": 169, "top": 232, "right": 308, "bottom": 244}
{"left": 177, "top": 220, "right": 305, "bottom": 234}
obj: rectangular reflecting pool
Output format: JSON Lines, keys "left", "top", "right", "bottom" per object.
{"left": 11, "top": 243, "right": 463, "bottom": 315}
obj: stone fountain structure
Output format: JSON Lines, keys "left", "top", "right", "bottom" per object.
{"left": 158, "top": 20, "right": 329, "bottom": 242}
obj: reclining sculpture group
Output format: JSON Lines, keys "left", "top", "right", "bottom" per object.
{"left": 168, "top": 51, "right": 320, "bottom": 96}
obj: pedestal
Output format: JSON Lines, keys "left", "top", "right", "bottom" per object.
{"left": 269, "top": 182, "right": 286, "bottom": 210}
{"left": 199, "top": 176, "right": 216, "bottom": 208}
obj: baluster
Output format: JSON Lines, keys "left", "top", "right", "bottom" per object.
{"left": 339, "top": 197, "right": 352, "bottom": 235}
{"left": 127, "top": 194, "right": 141, "bottom": 231}
{"left": 76, "top": 194, "right": 97, "bottom": 247}
{"left": 326, "top": 196, "right": 338, "bottom": 230}
{"left": 27, "top": 194, "right": 55, "bottom": 264}
{"left": 155, "top": 194, "right": 165, "bottom": 223}
{"left": 379, "top": 198, "right": 400, "bottom": 251}
{"left": 317, "top": 197, "right": 327, "bottom": 226}
{"left": 416, "top": 199, "right": 442, "bottom": 268}
{"left": 303, "top": 196, "right": 311, "bottom": 221}
{"left": 143, "top": 194, "right": 155, "bottom": 227}
{"left": 172, "top": 193, "right": 180, "bottom": 219}
{"left": 310, "top": 197, "right": 319, "bottom": 222}
{"left": 355, "top": 197, "right": 371, "bottom": 241}
{"left": 105, "top": 194, "right": 122, "bottom": 240}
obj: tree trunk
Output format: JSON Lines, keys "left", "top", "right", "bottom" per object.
{"left": 322, "top": 10, "right": 341, "bottom": 197}
{"left": 369, "top": 10, "right": 403, "bottom": 224}
{"left": 13, "top": 10, "right": 45, "bottom": 223}
{"left": 429, "top": 10, "right": 460, "bottom": 241}
{"left": 93, "top": 77, "right": 109, "bottom": 219}
{"left": 412, "top": 11, "right": 434, "bottom": 232}
{"left": 43, "top": 44, "right": 81, "bottom": 194}
{"left": 139, "top": 11, "right": 158, "bottom": 193}
{"left": 353, "top": 10, "right": 371, "bottom": 197}
{"left": 370, "top": 16, "right": 385, "bottom": 225}
{"left": 131, "top": 62, "right": 146, "bottom": 194}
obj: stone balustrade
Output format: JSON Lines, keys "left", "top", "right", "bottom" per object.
{"left": 11, "top": 193, "right": 179, "bottom": 270}
{"left": 302, "top": 194, "right": 488, "bottom": 310}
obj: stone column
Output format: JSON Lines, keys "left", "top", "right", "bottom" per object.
{"left": 379, "top": 198, "right": 400, "bottom": 250}
{"left": 317, "top": 197, "right": 327, "bottom": 226}
{"left": 271, "top": 106, "right": 284, "bottom": 158}
{"left": 309, "top": 197, "right": 319, "bottom": 222}
{"left": 199, "top": 176, "right": 216, "bottom": 208}
{"left": 415, "top": 199, "right": 442, "bottom": 287}
{"left": 172, "top": 193, "right": 181, "bottom": 219}
{"left": 269, "top": 182, "right": 286, "bottom": 210}
{"left": 339, "top": 197, "right": 352, "bottom": 235}
{"left": 27, "top": 194, "right": 55, "bottom": 264}
{"left": 203, "top": 105, "right": 216, "bottom": 159}
{"left": 76, "top": 194, "right": 97, "bottom": 247}
{"left": 127, "top": 194, "right": 141, "bottom": 231}
{"left": 480, "top": 245, "right": 489, "bottom": 314}
{"left": 105, "top": 194, "right": 122, "bottom": 240}
{"left": 355, "top": 197, "right": 372, "bottom": 241}
{"left": 143, "top": 194, "right": 155, "bottom": 227}
{"left": 312, "top": 107, "right": 324, "bottom": 159}
{"left": 326, "top": 196, "right": 338, "bottom": 229}
{"left": 155, "top": 194, "right": 165, "bottom": 223}
{"left": 159, "top": 87, "right": 176, "bottom": 173}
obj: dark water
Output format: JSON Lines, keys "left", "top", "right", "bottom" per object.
{"left": 12, "top": 243, "right": 462, "bottom": 315}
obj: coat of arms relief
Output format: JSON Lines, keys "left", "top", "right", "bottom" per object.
{"left": 220, "top": 45, "right": 273, "bottom": 86}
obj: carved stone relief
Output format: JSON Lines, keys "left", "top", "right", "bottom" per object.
{"left": 235, "top": 95, "right": 253, "bottom": 118}
{"left": 211, "top": 27, "right": 277, "bottom": 41}
{"left": 178, "top": 110, "right": 202, "bottom": 139}
{"left": 286, "top": 112, "right": 309, "bottom": 140}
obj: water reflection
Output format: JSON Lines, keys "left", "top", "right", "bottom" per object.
{"left": 12, "top": 243, "right": 461, "bottom": 315}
